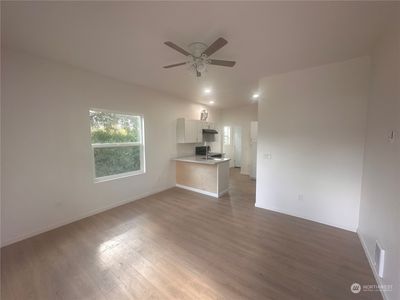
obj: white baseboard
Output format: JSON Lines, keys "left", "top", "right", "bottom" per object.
{"left": 218, "top": 188, "right": 229, "bottom": 197}
{"left": 254, "top": 202, "right": 357, "bottom": 232}
{"left": 176, "top": 184, "right": 219, "bottom": 198}
{"left": 1, "top": 185, "right": 174, "bottom": 247}
{"left": 357, "top": 232, "right": 388, "bottom": 300}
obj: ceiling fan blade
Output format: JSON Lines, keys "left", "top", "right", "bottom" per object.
{"left": 163, "top": 62, "right": 187, "bottom": 69}
{"left": 164, "top": 41, "right": 191, "bottom": 56}
{"left": 208, "top": 59, "right": 236, "bottom": 67}
{"left": 202, "top": 37, "right": 228, "bottom": 57}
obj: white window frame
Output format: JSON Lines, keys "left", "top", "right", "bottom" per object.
{"left": 90, "top": 109, "right": 146, "bottom": 183}
{"left": 223, "top": 126, "right": 231, "bottom": 145}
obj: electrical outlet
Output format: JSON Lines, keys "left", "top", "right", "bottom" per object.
{"left": 263, "top": 153, "right": 272, "bottom": 160}
{"left": 388, "top": 130, "right": 397, "bottom": 144}
{"left": 298, "top": 194, "right": 304, "bottom": 201}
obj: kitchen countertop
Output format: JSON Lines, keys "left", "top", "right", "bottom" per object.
{"left": 173, "top": 155, "right": 231, "bottom": 165}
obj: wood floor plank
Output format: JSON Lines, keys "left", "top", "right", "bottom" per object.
{"left": 1, "top": 169, "right": 381, "bottom": 300}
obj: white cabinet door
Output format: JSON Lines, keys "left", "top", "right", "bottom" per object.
{"left": 185, "top": 120, "right": 198, "bottom": 143}
{"left": 196, "top": 122, "right": 203, "bottom": 143}
{"left": 202, "top": 122, "right": 215, "bottom": 129}
{"left": 176, "top": 118, "right": 185, "bottom": 143}
{"left": 177, "top": 118, "right": 204, "bottom": 143}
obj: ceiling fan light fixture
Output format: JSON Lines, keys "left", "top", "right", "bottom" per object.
{"left": 189, "top": 42, "right": 208, "bottom": 58}
{"left": 197, "top": 62, "right": 207, "bottom": 73}
{"left": 162, "top": 37, "right": 236, "bottom": 78}
{"left": 252, "top": 93, "right": 260, "bottom": 99}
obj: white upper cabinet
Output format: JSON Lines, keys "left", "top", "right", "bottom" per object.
{"left": 201, "top": 121, "right": 215, "bottom": 130}
{"left": 176, "top": 118, "right": 215, "bottom": 143}
{"left": 177, "top": 118, "right": 198, "bottom": 143}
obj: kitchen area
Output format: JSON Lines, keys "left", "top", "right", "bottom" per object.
{"left": 173, "top": 117, "right": 231, "bottom": 198}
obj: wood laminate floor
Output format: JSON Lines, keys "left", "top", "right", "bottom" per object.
{"left": 1, "top": 168, "right": 381, "bottom": 300}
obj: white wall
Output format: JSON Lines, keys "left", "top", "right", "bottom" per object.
{"left": 0, "top": 50, "right": 220, "bottom": 246}
{"left": 256, "top": 57, "right": 370, "bottom": 231}
{"left": 358, "top": 26, "right": 400, "bottom": 300}
{"left": 220, "top": 104, "right": 257, "bottom": 174}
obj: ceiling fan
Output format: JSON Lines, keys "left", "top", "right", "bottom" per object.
{"left": 163, "top": 37, "right": 236, "bottom": 77}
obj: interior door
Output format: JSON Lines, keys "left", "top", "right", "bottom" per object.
{"left": 250, "top": 121, "right": 258, "bottom": 179}
{"left": 233, "top": 126, "right": 242, "bottom": 167}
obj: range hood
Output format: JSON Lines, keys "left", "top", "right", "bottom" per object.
{"left": 202, "top": 129, "right": 218, "bottom": 134}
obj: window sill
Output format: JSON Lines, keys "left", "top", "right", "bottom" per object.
{"left": 94, "top": 170, "right": 145, "bottom": 183}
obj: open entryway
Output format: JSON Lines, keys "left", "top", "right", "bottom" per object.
{"left": 221, "top": 119, "right": 257, "bottom": 179}
{"left": 233, "top": 125, "right": 242, "bottom": 168}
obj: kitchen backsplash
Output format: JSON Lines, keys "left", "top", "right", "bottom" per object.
{"left": 176, "top": 141, "right": 221, "bottom": 157}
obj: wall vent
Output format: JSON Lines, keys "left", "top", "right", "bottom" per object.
{"left": 374, "top": 241, "right": 385, "bottom": 278}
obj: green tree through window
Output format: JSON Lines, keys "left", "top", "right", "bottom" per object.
{"left": 90, "top": 110, "right": 144, "bottom": 180}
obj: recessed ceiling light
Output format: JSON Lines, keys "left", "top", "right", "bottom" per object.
{"left": 252, "top": 93, "right": 260, "bottom": 99}
{"left": 204, "top": 88, "right": 212, "bottom": 94}
{"left": 209, "top": 100, "right": 215, "bottom": 104}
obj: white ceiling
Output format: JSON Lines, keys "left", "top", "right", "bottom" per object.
{"left": 2, "top": 1, "right": 398, "bottom": 108}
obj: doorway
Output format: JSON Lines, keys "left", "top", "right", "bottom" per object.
{"left": 233, "top": 126, "right": 242, "bottom": 168}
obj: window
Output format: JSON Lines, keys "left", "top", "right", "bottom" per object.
{"left": 223, "top": 126, "right": 231, "bottom": 145}
{"left": 89, "top": 109, "right": 145, "bottom": 182}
